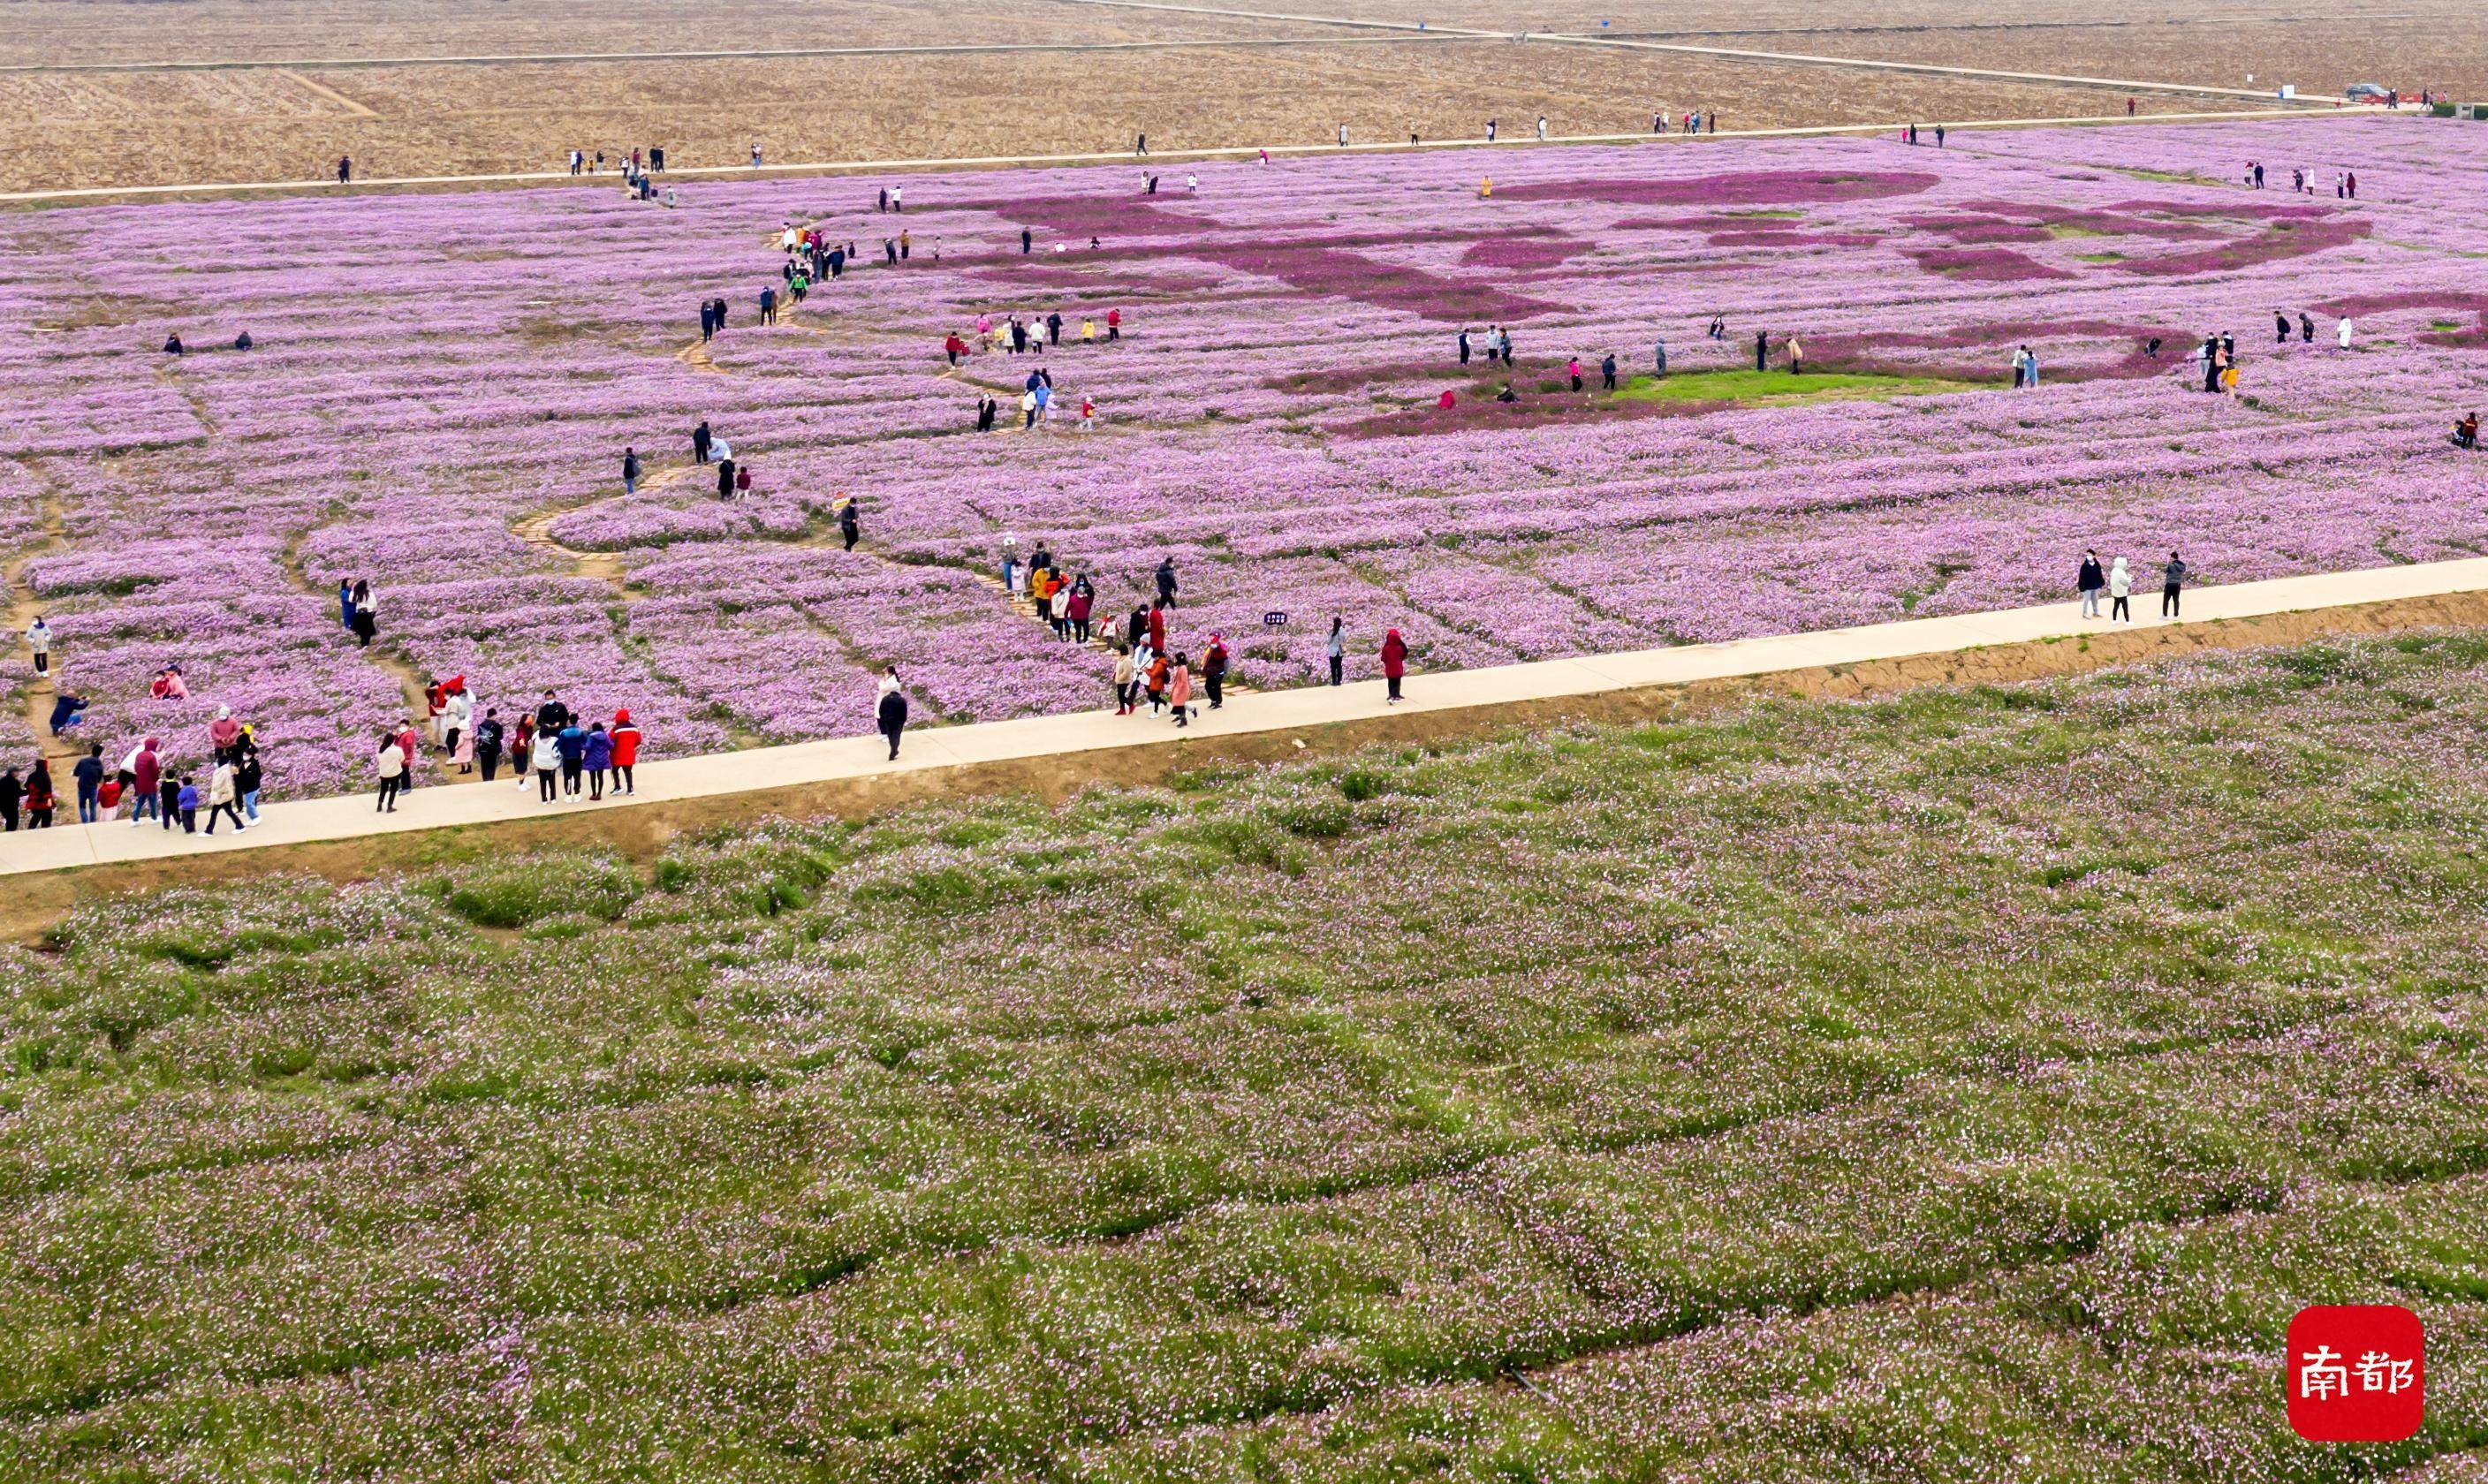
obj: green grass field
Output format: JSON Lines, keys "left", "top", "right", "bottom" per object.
{"left": 1616, "top": 367, "right": 1991, "bottom": 406}
{"left": 6, "top": 633, "right": 2488, "bottom": 1480}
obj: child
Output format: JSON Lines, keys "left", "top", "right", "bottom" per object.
{"left": 157, "top": 770, "right": 182, "bottom": 831}
{"left": 176, "top": 776, "right": 200, "bottom": 833}
{"left": 96, "top": 776, "right": 122, "bottom": 822}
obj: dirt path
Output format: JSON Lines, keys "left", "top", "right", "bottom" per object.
{"left": 273, "top": 525, "right": 483, "bottom": 786}
{"left": 273, "top": 68, "right": 380, "bottom": 116}
{"left": 2, "top": 464, "right": 84, "bottom": 774}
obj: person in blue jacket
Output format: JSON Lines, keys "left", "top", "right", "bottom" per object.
{"left": 582, "top": 722, "right": 614, "bottom": 800}
{"left": 555, "top": 718, "right": 588, "bottom": 799}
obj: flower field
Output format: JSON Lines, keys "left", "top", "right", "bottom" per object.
{"left": 6, "top": 114, "right": 2487, "bottom": 799}
{"left": 6, "top": 630, "right": 2488, "bottom": 1478}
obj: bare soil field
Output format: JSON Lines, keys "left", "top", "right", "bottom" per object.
{"left": 0, "top": 0, "right": 2467, "bottom": 192}
{"left": 0, "top": 42, "right": 2206, "bottom": 193}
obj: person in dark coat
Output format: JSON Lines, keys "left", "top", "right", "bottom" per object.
{"left": 0, "top": 766, "right": 19, "bottom": 832}
{"left": 1756, "top": 329, "right": 1769, "bottom": 373}
{"left": 622, "top": 447, "right": 641, "bottom": 494}
{"left": 876, "top": 670, "right": 908, "bottom": 760}
{"left": 717, "top": 457, "right": 737, "bottom": 500}
{"left": 2078, "top": 549, "right": 2106, "bottom": 617}
{"left": 1202, "top": 633, "right": 1229, "bottom": 709}
{"left": 693, "top": 420, "right": 712, "bottom": 464}
{"left": 839, "top": 499, "right": 861, "bottom": 552}
{"left": 1155, "top": 556, "right": 1178, "bottom": 608}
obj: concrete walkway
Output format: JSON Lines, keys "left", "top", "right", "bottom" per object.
{"left": 9, "top": 556, "right": 2487, "bottom": 884}
{"left": 0, "top": 106, "right": 2355, "bottom": 205}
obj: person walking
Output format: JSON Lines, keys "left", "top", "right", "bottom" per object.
{"left": 1380, "top": 627, "right": 1408, "bottom": 702}
{"left": 1326, "top": 616, "right": 1346, "bottom": 685}
{"left": 0, "top": 766, "right": 17, "bottom": 831}
{"left": 337, "top": 155, "right": 352, "bottom": 185}
{"left": 374, "top": 732, "right": 406, "bottom": 812}
{"left": 1458, "top": 329, "right": 1471, "bottom": 365}
{"left": 1567, "top": 356, "right": 1583, "bottom": 393}
{"left": 351, "top": 579, "right": 376, "bottom": 647}
{"left": 24, "top": 615, "right": 49, "bottom": 677}
{"left": 622, "top": 447, "right": 641, "bottom": 495}
{"left": 1155, "top": 556, "right": 1178, "bottom": 608}
{"left": 1202, "top": 632, "right": 1228, "bottom": 709}
{"left": 693, "top": 420, "right": 712, "bottom": 465}
{"left": 1168, "top": 655, "right": 1194, "bottom": 727}
{"left": 838, "top": 497, "right": 861, "bottom": 552}
{"left": 717, "top": 457, "right": 737, "bottom": 501}
{"left": 2107, "top": 556, "right": 2133, "bottom": 622}
{"left": 530, "top": 723, "right": 562, "bottom": 803}
{"left": 1601, "top": 352, "right": 1617, "bottom": 391}
{"left": 235, "top": 742, "right": 262, "bottom": 824}
{"left": 1755, "top": 329, "right": 1769, "bottom": 373}
{"left": 876, "top": 669, "right": 908, "bottom": 760}
{"left": 2161, "top": 551, "right": 2187, "bottom": 617}
{"left": 1112, "top": 647, "right": 1136, "bottom": 715}
{"left": 338, "top": 579, "right": 356, "bottom": 632}
{"left": 1786, "top": 335, "right": 1805, "bottom": 375}
{"left": 202, "top": 757, "right": 244, "bottom": 834}
{"left": 73, "top": 744, "right": 103, "bottom": 824}
{"left": 2337, "top": 315, "right": 2354, "bottom": 350}
{"left": 2078, "top": 549, "right": 2105, "bottom": 618}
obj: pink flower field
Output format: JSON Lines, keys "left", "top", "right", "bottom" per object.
{"left": 7, "top": 114, "right": 2486, "bottom": 799}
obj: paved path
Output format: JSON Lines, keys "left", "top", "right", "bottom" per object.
{"left": 10, "top": 557, "right": 2486, "bottom": 882}
{"left": 0, "top": 106, "right": 2355, "bottom": 205}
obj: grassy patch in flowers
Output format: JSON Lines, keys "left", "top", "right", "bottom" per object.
{"left": 1615, "top": 367, "right": 1990, "bottom": 407}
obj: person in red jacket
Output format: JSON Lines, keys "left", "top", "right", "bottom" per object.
{"left": 1381, "top": 627, "right": 1407, "bottom": 703}
{"left": 610, "top": 709, "right": 642, "bottom": 794}
{"left": 943, "top": 332, "right": 968, "bottom": 367}
{"left": 1105, "top": 307, "right": 1121, "bottom": 341}
{"left": 394, "top": 718, "right": 420, "bottom": 788}
{"left": 1147, "top": 601, "right": 1166, "bottom": 654}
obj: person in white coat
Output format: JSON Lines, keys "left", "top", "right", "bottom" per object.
{"left": 2107, "top": 556, "right": 2134, "bottom": 622}
{"left": 2336, "top": 315, "right": 2354, "bottom": 350}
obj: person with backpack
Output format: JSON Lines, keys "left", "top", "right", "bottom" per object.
{"left": 475, "top": 708, "right": 504, "bottom": 782}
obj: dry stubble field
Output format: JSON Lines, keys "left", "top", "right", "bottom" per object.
{"left": 1, "top": 0, "right": 2465, "bottom": 193}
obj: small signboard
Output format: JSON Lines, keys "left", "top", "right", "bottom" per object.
{"left": 1263, "top": 610, "right": 1287, "bottom": 628}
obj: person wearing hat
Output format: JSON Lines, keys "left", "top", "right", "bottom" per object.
{"left": 610, "top": 709, "right": 642, "bottom": 794}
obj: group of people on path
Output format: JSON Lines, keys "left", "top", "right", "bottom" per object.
{"left": 2077, "top": 549, "right": 2188, "bottom": 622}
{"left": 6, "top": 614, "right": 269, "bottom": 835}
{"left": 375, "top": 685, "right": 647, "bottom": 811}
